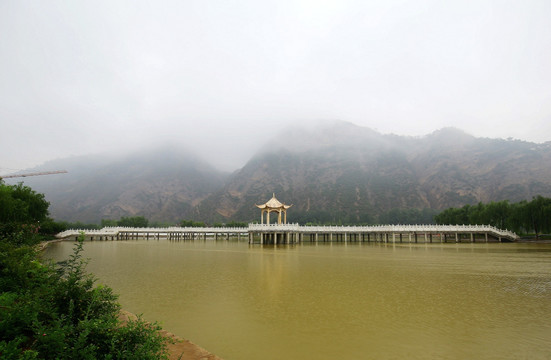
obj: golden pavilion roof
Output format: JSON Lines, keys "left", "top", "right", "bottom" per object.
{"left": 255, "top": 193, "right": 292, "bottom": 210}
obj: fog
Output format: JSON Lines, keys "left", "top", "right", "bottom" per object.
{"left": 1, "top": 0, "right": 550, "bottom": 173}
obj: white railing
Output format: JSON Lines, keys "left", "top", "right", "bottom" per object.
{"left": 248, "top": 223, "right": 301, "bottom": 231}
{"left": 56, "top": 224, "right": 519, "bottom": 240}
{"left": 56, "top": 226, "right": 249, "bottom": 238}
{"left": 247, "top": 224, "right": 519, "bottom": 240}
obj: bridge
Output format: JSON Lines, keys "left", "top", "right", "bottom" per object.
{"left": 56, "top": 224, "right": 519, "bottom": 244}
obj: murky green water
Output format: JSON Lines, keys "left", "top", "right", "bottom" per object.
{"left": 43, "top": 240, "right": 551, "bottom": 360}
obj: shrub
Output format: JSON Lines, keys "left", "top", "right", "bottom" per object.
{"left": 0, "top": 234, "right": 169, "bottom": 359}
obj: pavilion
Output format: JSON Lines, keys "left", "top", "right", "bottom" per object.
{"left": 255, "top": 193, "right": 292, "bottom": 224}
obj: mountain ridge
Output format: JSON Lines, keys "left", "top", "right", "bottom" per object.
{"left": 194, "top": 123, "right": 551, "bottom": 223}
{"left": 7, "top": 122, "right": 551, "bottom": 224}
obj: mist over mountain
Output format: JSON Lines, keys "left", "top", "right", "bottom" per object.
{"left": 195, "top": 122, "right": 551, "bottom": 223}
{"left": 7, "top": 145, "right": 228, "bottom": 223}
{"left": 6, "top": 122, "right": 551, "bottom": 224}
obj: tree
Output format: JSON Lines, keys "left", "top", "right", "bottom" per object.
{"left": 0, "top": 181, "right": 51, "bottom": 243}
{"left": 523, "top": 196, "right": 551, "bottom": 238}
{"left": 483, "top": 201, "right": 512, "bottom": 229}
{"left": 101, "top": 219, "right": 118, "bottom": 227}
{"left": 117, "top": 216, "right": 149, "bottom": 227}
{"left": 180, "top": 219, "right": 205, "bottom": 227}
{"left": 0, "top": 181, "right": 49, "bottom": 224}
{"left": 0, "top": 235, "right": 169, "bottom": 359}
{"left": 434, "top": 196, "right": 551, "bottom": 237}
{"left": 0, "top": 181, "right": 169, "bottom": 359}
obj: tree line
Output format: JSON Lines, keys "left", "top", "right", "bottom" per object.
{"left": 434, "top": 196, "right": 551, "bottom": 238}
{"left": 60, "top": 218, "right": 249, "bottom": 230}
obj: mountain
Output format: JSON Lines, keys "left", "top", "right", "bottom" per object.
{"left": 6, "top": 121, "right": 551, "bottom": 224}
{"left": 8, "top": 145, "right": 228, "bottom": 223}
{"left": 194, "top": 122, "right": 551, "bottom": 223}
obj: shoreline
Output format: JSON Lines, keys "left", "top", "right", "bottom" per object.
{"left": 40, "top": 239, "right": 223, "bottom": 360}
{"left": 118, "top": 311, "right": 222, "bottom": 360}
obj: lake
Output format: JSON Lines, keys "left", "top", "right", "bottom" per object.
{"left": 43, "top": 239, "right": 551, "bottom": 360}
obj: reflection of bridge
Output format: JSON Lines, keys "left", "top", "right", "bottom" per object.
{"left": 56, "top": 224, "right": 519, "bottom": 244}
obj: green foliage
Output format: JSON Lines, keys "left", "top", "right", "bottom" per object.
{"left": 37, "top": 218, "right": 67, "bottom": 236}
{"left": 179, "top": 219, "right": 248, "bottom": 228}
{"left": 0, "top": 181, "right": 170, "bottom": 359}
{"left": 116, "top": 216, "right": 149, "bottom": 228}
{"left": 59, "top": 221, "right": 101, "bottom": 230}
{"left": 179, "top": 219, "right": 206, "bottom": 227}
{"left": 434, "top": 196, "right": 551, "bottom": 237}
{"left": 0, "top": 182, "right": 69, "bottom": 239}
{"left": 101, "top": 219, "right": 118, "bottom": 227}
{"left": 0, "top": 182, "right": 51, "bottom": 243}
{"left": 212, "top": 221, "right": 247, "bottom": 228}
{"left": 0, "top": 182, "right": 49, "bottom": 224}
{"left": 0, "top": 233, "right": 169, "bottom": 359}
{"left": 224, "top": 221, "right": 248, "bottom": 228}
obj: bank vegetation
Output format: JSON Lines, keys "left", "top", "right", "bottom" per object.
{"left": 0, "top": 181, "right": 169, "bottom": 359}
{"left": 435, "top": 196, "right": 551, "bottom": 239}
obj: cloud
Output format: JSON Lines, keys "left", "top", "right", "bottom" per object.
{"left": 1, "top": 0, "right": 550, "bottom": 172}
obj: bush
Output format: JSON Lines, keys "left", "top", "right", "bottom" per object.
{"left": 0, "top": 181, "right": 169, "bottom": 358}
{"left": 0, "top": 233, "right": 169, "bottom": 359}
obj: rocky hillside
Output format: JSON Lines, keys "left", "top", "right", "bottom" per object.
{"left": 8, "top": 122, "right": 551, "bottom": 224}
{"left": 194, "top": 122, "right": 551, "bottom": 223}
{"left": 9, "top": 145, "right": 228, "bottom": 223}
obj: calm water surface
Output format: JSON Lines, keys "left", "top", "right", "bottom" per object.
{"left": 43, "top": 240, "right": 551, "bottom": 360}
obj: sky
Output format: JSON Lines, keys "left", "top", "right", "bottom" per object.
{"left": 1, "top": 0, "right": 550, "bottom": 172}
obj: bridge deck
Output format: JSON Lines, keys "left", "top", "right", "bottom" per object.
{"left": 56, "top": 224, "right": 519, "bottom": 243}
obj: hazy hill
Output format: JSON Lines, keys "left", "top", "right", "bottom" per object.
{"left": 194, "top": 122, "right": 551, "bottom": 223}
{"left": 7, "top": 145, "right": 228, "bottom": 223}
{"left": 7, "top": 122, "right": 551, "bottom": 224}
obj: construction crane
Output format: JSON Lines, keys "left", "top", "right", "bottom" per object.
{"left": 0, "top": 170, "right": 68, "bottom": 180}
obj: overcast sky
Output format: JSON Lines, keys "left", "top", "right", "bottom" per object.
{"left": 1, "top": 0, "right": 550, "bottom": 172}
